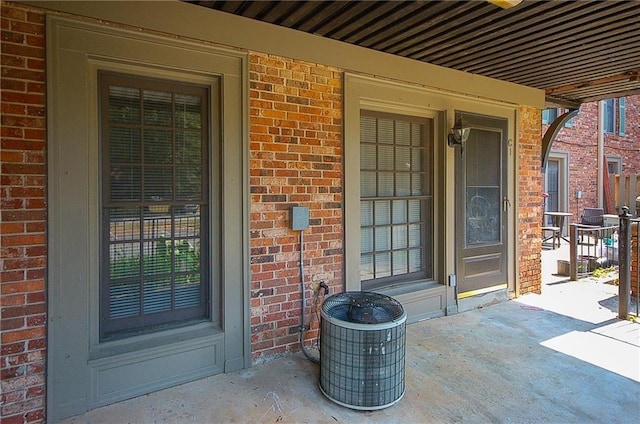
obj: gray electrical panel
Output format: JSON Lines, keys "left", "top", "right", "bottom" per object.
{"left": 291, "top": 206, "right": 309, "bottom": 230}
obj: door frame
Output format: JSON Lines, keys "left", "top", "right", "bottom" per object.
{"left": 454, "top": 112, "right": 510, "bottom": 298}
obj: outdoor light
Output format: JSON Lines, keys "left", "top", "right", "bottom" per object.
{"left": 447, "top": 116, "right": 471, "bottom": 147}
{"left": 487, "top": 0, "right": 523, "bottom": 9}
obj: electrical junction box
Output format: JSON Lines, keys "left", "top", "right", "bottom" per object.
{"left": 291, "top": 206, "right": 309, "bottom": 230}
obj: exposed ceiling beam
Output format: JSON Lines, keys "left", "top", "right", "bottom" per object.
{"left": 546, "top": 68, "right": 640, "bottom": 96}
{"left": 544, "top": 95, "right": 582, "bottom": 110}
{"left": 580, "top": 88, "right": 640, "bottom": 104}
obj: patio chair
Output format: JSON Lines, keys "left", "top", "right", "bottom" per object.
{"left": 581, "top": 207, "right": 604, "bottom": 227}
{"left": 542, "top": 225, "right": 561, "bottom": 249}
{"left": 579, "top": 207, "right": 604, "bottom": 245}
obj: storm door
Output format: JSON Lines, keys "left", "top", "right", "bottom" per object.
{"left": 455, "top": 113, "right": 508, "bottom": 296}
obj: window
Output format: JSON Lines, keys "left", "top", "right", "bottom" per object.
{"left": 618, "top": 97, "right": 626, "bottom": 135}
{"left": 562, "top": 108, "right": 574, "bottom": 128}
{"left": 603, "top": 99, "right": 615, "bottom": 133}
{"left": 359, "top": 111, "right": 433, "bottom": 290}
{"left": 542, "top": 108, "right": 575, "bottom": 127}
{"left": 100, "top": 72, "right": 210, "bottom": 339}
{"left": 541, "top": 108, "right": 558, "bottom": 125}
{"left": 607, "top": 155, "right": 622, "bottom": 176}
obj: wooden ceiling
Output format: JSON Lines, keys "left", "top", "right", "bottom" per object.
{"left": 189, "top": 0, "right": 640, "bottom": 108}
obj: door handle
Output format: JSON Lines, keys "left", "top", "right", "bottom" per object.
{"left": 503, "top": 197, "right": 511, "bottom": 212}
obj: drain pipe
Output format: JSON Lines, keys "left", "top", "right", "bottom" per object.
{"left": 292, "top": 206, "right": 328, "bottom": 363}
{"left": 298, "top": 229, "right": 320, "bottom": 363}
{"left": 597, "top": 100, "right": 604, "bottom": 209}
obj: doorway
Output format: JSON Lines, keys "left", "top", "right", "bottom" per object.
{"left": 455, "top": 113, "right": 509, "bottom": 297}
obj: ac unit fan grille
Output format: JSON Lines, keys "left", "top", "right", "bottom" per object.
{"left": 319, "top": 291, "right": 406, "bottom": 410}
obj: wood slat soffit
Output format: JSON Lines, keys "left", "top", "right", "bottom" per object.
{"left": 189, "top": 0, "right": 640, "bottom": 108}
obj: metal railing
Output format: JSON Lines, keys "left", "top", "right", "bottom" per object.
{"left": 568, "top": 206, "right": 639, "bottom": 319}
{"left": 617, "top": 208, "right": 634, "bottom": 319}
{"left": 568, "top": 224, "right": 618, "bottom": 280}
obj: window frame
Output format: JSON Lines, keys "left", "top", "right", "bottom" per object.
{"left": 359, "top": 110, "right": 434, "bottom": 291}
{"left": 603, "top": 98, "right": 615, "bottom": 133}
{"left": 99, "top": 71, "right": 212, "bottom": 339}
{"left": 542, "top": 108, "right": 558, "bottom": 125}
{"left": 606, "top": 155, "right": 622, "bottom": 176}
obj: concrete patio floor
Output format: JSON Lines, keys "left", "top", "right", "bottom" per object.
{"left": 61, "top": 244, "right": 640, "bottom": 424}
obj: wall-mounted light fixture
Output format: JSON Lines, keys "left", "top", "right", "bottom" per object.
{"left": 447, "top": 115, "right": 471, "bottom": 147}
{"left": 487, "top": 0, "right": 523, "bottom": 9}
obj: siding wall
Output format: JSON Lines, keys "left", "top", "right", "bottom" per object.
{"left": 0, "top": 2, "right": 544, "bottom": 421}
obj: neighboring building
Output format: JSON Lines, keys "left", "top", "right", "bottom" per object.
{"left": 2, "top": 1, "right": 546, "bottom": 422}
{"left": 542, "top": 96, "right": 640, "bottom": 224}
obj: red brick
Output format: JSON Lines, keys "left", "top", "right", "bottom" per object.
{"left": 1, "top": 317, "right": 25, "bottom": 331}
{"left": 1, "top": 42, "right": 44, "bottom": 60}
{"left": 1, "top": 5, "right": 26, "bottom": 20}
{"left": 1, "top": 234, "right": 45, "bottom": 247}
{"left": 1, "top": 342, "right": 25, "bottom": 356}
{"left": 1, "top": 280, "right": 45, "bottom": 295}
{"left": 1, "top": 303, "right": 46, "bottom": 319}
{"left": 0, "top": 414, "right": 27, "bottom": 424}
{"left": 1, "top": 209, "right": 46, "bottom": 222}
{"left": 1, "top": 327, "right": 45, "bottom": 344}
{"left": 1, "top": 91, "right": 45, "bottom": 105}
{"left": 27, "top": 338, "right": 45, "bottom": 350}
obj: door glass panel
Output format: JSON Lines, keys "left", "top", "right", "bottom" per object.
{"left": 465, "top": 129, "right": 501, "bottom": 246}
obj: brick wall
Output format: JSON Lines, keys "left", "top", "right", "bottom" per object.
{"left": 518, "top": 106, "right": 543, "bottom": 295}
{"left": 0, "top": 2, "right": 553, "bottom": 419}
{"left": 1, "top": 3, "right": 47, "bottom": 423}
{"left": 248, "top": 53, "right": 343, "bottom": 362}
{"left": 544, "top": 96, "right": 640, "bottom": 217}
